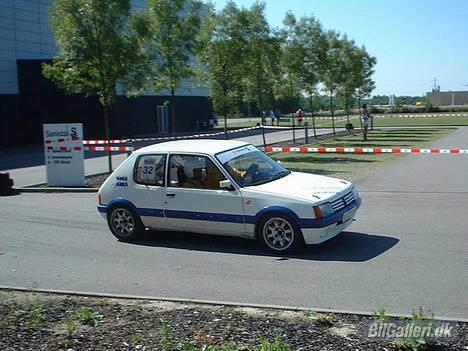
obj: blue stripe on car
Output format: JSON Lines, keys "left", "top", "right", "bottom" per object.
{"left": 165, "top": 210, "right": 244, "bottom": 223}
{"left": 97, "top": 197, "right": 361, "bottom": 229}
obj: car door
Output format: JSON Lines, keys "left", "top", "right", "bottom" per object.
{"left": 164, "top": 153, "right": 245, "bottom": 236}
{"left": 132, "top": 153, "right": 169, "bottom": 229}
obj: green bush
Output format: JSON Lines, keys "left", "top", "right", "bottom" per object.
{"left": 26, "top": 303, "right": 43, "bottom": 329}
{"left": 394, "top": 308, "right": 435, "bottom": 351}
{"left": 74, "top": 306, "right": 103, "bottom": 327}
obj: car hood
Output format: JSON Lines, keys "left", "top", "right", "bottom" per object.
{"left": 248, "top": 171, "right": 352, "bottom": 203}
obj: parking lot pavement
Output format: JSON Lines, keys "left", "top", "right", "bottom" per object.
{"left": 0, "top": 127, "right": 466, "bottom": 319}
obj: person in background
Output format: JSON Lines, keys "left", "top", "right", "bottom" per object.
{"left": 274, "top": 108, "right": 281, "bottom": 126}
{"left": 362, "top": 104, "right": 371, "bottom": 141}
{"left": 296, "top": 108, "right": 304, "bottom": 126}
{"left": 270, "top": 110, "right": 275, "bottom": 125}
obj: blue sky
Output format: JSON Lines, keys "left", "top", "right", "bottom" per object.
{"left": 211, "top": 0, "right": 468, "bottom": 97}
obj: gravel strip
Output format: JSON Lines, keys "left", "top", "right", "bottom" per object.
{"left": 0, "top": 290, "right": 466, "bottom": 350}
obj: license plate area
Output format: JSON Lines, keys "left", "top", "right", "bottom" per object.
{"left": 340, "top": 208, "right": 356, "bottom": 224}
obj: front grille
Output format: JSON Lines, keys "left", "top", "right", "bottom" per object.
{"left": 330, "top": 190, "right": 355, "bottom": 212}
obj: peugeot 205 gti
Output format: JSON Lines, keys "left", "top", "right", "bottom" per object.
{"left": 97, "top": 139, "right": 361, "bottom": 253}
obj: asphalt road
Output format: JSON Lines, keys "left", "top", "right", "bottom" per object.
{"left": 0, "top": 127, "right": 467, "bottom": 319}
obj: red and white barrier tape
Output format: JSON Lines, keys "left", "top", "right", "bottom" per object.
{"left": 82, "top": 125, "right": 262, "bottom": 144}
{"left": 82, "top": 139, "right": 130, "bottom": 145}
{"left": 46, "top": 146, "right": 82, "bottom": 151}
{"left": 84, "top": 146, "right": 135, "bottom": 152}
{"left": 264, "top": 146, "right": 468, "bottom": 154}
{"left": 311, "top": 113, "right": 468, "bottom": 120}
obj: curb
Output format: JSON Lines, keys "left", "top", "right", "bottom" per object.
{"left": 1, "top": 286, "right": 466, "bottom": 323}
{"left": 16, "top": 187, "right": 98, "bottom": 193}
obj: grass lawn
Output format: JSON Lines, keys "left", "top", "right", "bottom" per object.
{"left": 215, "top": 114, "right": 468, "bottom": 130}
{"left": 269, "top": 128, "right": 456, "bottom": 181}
{"left": 373, "top": 115, "right": 468, "bottom": 127}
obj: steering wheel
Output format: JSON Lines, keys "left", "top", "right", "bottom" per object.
{"left": 244, "top": 163, "right": 260, "bottom": 180}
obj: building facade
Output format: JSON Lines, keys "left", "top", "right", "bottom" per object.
{"left": 426, "top": 91, "right": 468, "bottom": 107}
{"left": 0, "top": 0, "right": 212, "bottom": 147}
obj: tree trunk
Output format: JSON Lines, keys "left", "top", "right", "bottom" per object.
{"left": 292, "top": 112, "right": 296, "bottom": 143}
{"left": 345, "top": 93, "right": 350, "bottom": 124}
{"left": 103, "top": 104, "right": 112, "bottom": 173}
{"left": 308, "top": 94, "right": 317, "bottom": 138}
{"left": 358, "top": 96, "right": 363, "bottom": 129}
{"left": 330, "top": 90, "right": 336, "bottom": 135}
{"left": 170, "top": 87, "right": 177, "bottom": 140}
{"left": 224, "top": 112, "right": 228, "bottom": 140}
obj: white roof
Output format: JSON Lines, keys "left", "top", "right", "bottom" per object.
{"left": 136, "top": 139, "right": 251, "bottom": 155}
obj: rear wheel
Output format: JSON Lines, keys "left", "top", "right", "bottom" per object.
{"left": 258, "top": 214, "right": 303, "bottom": 254}
{"left": 107, "top": 206, "right": 144, "bottom": 241}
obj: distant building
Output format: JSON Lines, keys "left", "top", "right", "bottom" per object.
{"left": 426, "top": 91, "right": 468, "bottom": 107}
{"left": 0, "top": 0, "right": 212, "bottom": 147}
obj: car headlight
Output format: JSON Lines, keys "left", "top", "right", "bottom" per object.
{"left": 351, "top": 186, "right": 360, "bottom": 199}
{"left": 313, "top": 203, "right": 334, "bottom": 218}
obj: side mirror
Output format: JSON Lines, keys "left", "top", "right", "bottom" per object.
{"left": 219, "top": 179, "right": 235, "bottom": 191}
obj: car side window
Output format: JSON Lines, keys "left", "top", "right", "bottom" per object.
{"left": 169, "top": 154, "right": 226, "bottom": 190}
{"left": 134, "top": 154, "right": 166, "bottom": 186}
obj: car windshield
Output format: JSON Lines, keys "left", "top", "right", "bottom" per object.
{"left": 217, "top": 146, "right": 290, "bottom": 187}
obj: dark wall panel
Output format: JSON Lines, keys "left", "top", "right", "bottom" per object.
{"left": 0, "top": 60, "right": 213, "bottom": 147}
{"left": 0, "top": 95, "right": 22, "bottom": 147}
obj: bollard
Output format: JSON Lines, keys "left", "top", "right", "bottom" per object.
{"left": 0, "top": 173, "right": 14, "bottom": 196}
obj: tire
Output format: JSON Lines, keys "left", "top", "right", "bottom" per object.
{"left": 107, "top": 205, "right": 144, "bottom": 241}
{"left": 257, "top": 213, "right": 304, "bottom": 254}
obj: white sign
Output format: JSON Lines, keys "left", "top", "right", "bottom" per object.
{"left": 43, "top": 123, "right": 85, "bottom": 187}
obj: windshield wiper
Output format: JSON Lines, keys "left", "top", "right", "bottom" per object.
{"left": 268, "top": 170, "right": 291, "bottom": 181}
{"left": 247, "top": 170, "right": 290, "bottom": 186}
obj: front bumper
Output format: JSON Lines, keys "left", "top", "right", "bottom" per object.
{"left": 97, "top": 205, "right": 107, "bottom": 219}
{"left": 301, "top": 197, "right": 361, "bottom": 245}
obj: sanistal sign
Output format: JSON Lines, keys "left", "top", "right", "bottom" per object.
{"left": 43, "top": 123, "right": 85, "bottom": 187}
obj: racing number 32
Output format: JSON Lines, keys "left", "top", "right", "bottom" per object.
{"left": 142, "top": 166, "right": 154, "bottom": 175}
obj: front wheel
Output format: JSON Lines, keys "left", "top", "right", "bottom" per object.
{"left": 258, "top": 214, "right": 303, "bottom": 254}
{"left": 107, "top": 206, "right": 144, "bottom": 241}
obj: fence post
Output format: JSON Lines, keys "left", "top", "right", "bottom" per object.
{"left": 305, "top": 121, "right": 309, "bottom": 144}
{"left": 312, "top": 115, "right": 317, "bottom": 139}
{"left": 262, "top": 125, "right": 266, "bottom": 149}
{"left": 292, "top": 113, "right": 296, "bottom": 144}
{"left": 126, "top": 139, "right": 133, "bottom": 157}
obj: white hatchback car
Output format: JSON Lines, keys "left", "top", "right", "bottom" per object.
{"left": 98, "top": 139, "right": 361, "bottom": 253}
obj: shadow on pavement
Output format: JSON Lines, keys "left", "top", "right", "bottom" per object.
{"left": 126, "top": 230, "right": 399, "bottom": 262}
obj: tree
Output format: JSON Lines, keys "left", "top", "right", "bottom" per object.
{"left": 354, "top": 47, "right": 377, "bottom": 126}
{"left": 336, "top": 36, "right": 359, "bottom": 125}
{"left": 197, "top": 2, "right": 245, "bottom": 138}
{"left": 132, "top": 0, "right": 202, "bottom": 138}
{"left": 276, "top": 13, "right": 303, "bottom": 113}
{"left": 295, "top": 14, "right": 326, "bottom": 137}
{"left": 321, "top": 30, "right": 346, "bottom": 134}
{"left": 43, "top": 0, "right": 142, "bottom": 173}
{"left": 240, "top": 3, "right": 279, "bottom": 123}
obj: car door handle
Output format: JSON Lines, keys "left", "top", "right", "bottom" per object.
{"left": 166, "top": 193, "right": 175, "bottom": 198}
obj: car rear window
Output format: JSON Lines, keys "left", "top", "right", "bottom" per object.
{"left": 134, "top": 154, "right": 166, "bottom": 186}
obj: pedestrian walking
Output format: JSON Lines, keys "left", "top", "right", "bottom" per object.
{"left": 362, "top": 104, "right": 371, "bottom": 141}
